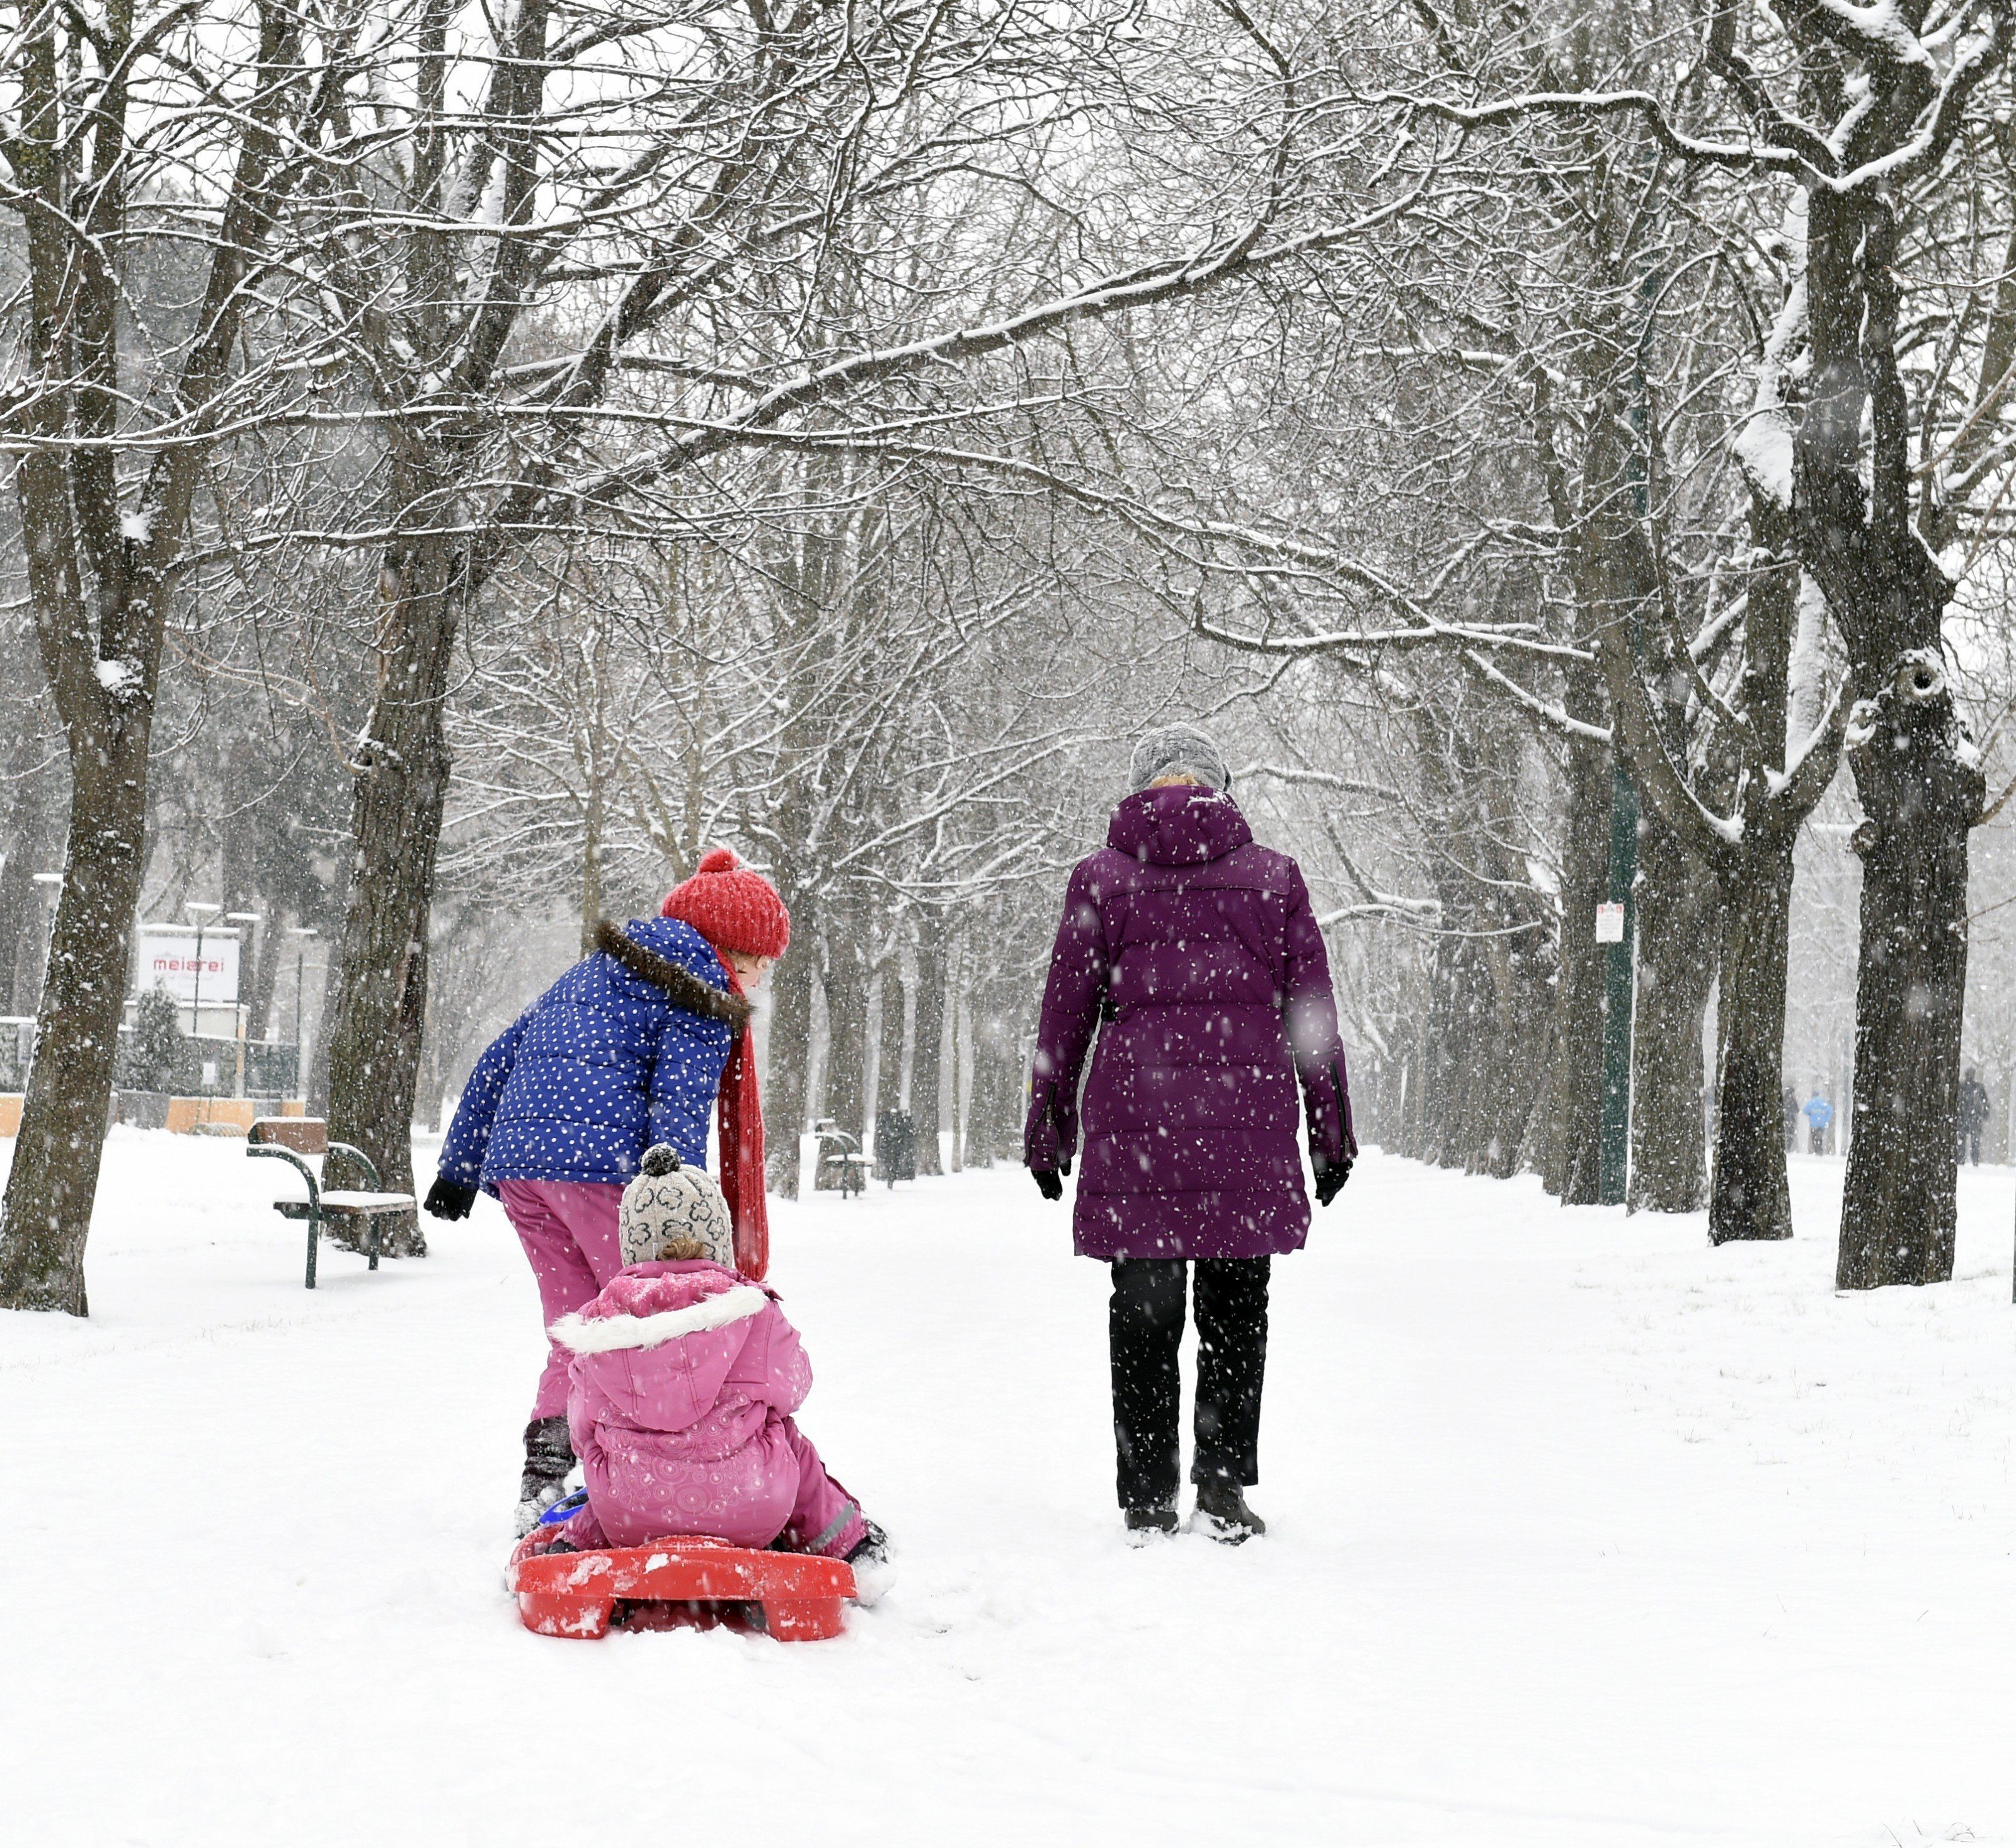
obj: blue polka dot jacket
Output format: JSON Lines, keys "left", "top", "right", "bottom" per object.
{"left": 438, "top": 917, "right": 741, "bottom": 1193}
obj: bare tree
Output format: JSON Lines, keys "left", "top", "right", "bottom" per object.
{"left": 0, "top": 3, "right": 333, "bottom": 1311}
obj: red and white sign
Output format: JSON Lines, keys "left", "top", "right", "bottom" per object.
{"left": 1594, "top": 902, "right": 1627, "bottom": 946}
{"left": 135, "top": 925, "right": 241, "bottom": 1005}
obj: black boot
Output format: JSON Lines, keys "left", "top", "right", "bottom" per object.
{"left": 1191, "top": 1478, "right": 1265, "bottom": 1544}
{"left": 1123, "top": 1501, "right": 1179, "bottom": 1544}
{"left": 515, "top": 1416, "right": 575, "bottom": 1537}
{"left": 844, "top": 1520, "right": 896, "bottom": 1605}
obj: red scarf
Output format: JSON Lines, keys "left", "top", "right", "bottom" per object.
{"left": 714, "top": 963, "right": 769, "bottom": 1282}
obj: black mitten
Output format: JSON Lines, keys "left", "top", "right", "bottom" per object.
{"left": 1031, "top": 1168, "right": 1064, "bottom": 1202}
{"left": 1312, "top": 1156, "right": 1351, "bottom": 1207}
{"left": 423, "top": 1176, "right": 478, "bottom": 1220}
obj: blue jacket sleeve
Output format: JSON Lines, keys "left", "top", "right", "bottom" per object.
{"left": 438, "top": 1013, "right": 529, "bottom": 1189}
{"left": 648, "top": 1006, "right": 735, "bottom": 1165}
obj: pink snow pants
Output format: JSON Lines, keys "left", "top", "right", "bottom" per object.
{"left": 497, "top": 1178, "right": 627, "bottom": 1422}
{"left": 557, "top": 1419, "right": 868, "bottom": 1559}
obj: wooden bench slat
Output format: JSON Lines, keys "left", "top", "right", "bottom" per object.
{"left": 249, "top": 1116, "right": 328, "bottom": 1155}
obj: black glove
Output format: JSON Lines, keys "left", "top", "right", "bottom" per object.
{"left": 1312, "top": 1156, "right": 1351, "bottom": 1207}
{"left": 1031, "top": 1168, "right": 1064, "bottom": 1202}
{"left": 424, "top": 1176, "right": 478, "bottom": 1221}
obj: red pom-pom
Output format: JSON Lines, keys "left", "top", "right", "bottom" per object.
{"left": 696, "top": 847, "right": 740, "bottom": 875}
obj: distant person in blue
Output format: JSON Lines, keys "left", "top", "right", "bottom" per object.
{"left": 1802, "top": 1088, "right": 1833, "bottom": 1156}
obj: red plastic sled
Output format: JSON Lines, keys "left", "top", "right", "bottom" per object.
{"left": 508, "top": 1530, "right": 856, "bottom": 1642}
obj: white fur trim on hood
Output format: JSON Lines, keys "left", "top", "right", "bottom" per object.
{"left": 549, "top": 1284, "right": 769, "bottom": 1355}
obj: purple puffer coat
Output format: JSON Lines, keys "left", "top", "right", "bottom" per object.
{"left": 1024, "top": 784, "right": 1354, "bottom": 1260}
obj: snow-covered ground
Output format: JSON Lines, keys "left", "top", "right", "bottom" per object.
{"left": 4, "top": 1133, "right": 2015, "bottom": 1847}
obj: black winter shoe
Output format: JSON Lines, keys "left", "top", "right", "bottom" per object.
{"left": 514, "top": 1416, "right": 575, "bottom": 1537}
{"left": 844, "top": 1520, "right": 895, "bottom": 1605}
{"left": 1123, "top": 1502, "right": 1180, "bottom": 1544}
{"left": 1190, "top": 1479, "right": 1265, "bottom": 1544}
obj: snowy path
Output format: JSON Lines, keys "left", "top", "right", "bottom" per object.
{"left": 4, "top": 1134, "right": 2015, "bottom": 1847}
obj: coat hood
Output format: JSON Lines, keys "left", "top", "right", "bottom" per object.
{"left": 1106, "top": 785, "right": 1253, "bottom": 867}
{"left": 549, "top": 1260, "right": 768, "bottom": 1355}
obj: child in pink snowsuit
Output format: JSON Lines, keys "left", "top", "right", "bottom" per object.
{"left": 547, "top": 1147, "right": 887, "bottom": 1582}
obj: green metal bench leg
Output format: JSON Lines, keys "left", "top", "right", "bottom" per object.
{"left": 369, "top": 1215, "right": 381, "bottom": 1271}
{"left": 305, "top": 1208, "right": 319, "bottom": 1290}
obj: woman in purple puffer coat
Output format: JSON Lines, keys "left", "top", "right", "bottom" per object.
{"left": 1024, "top": 723, "right": 1354, "bottom": 1544}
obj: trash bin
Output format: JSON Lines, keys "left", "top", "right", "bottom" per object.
{"left": 874, "top": 1109, "right": 915, "bottom": 1186}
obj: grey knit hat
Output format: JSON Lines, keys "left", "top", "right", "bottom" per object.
{"left": 1129, "top": 722, "right": 1230, "bottom": 793}
{"left": 619, "top": 1144, "right": 735, "bottom": 1269}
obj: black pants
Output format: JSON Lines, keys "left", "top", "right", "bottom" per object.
{"left": 1109, "top": 1256, "right": 1269, "bottom": 1509}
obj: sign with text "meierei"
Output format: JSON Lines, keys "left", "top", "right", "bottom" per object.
{"left": 135, "top": 925, "right": 241, "bottom": 1005}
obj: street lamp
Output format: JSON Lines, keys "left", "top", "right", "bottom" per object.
{"left": 289, "top": 926, "right": 318, "bottom": 1099}
{"left": 183, "top": 902, "right": 220, "bottom": 1037}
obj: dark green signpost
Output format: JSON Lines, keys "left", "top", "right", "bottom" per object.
{"left": 1600, "top": 268, "right": 1656, "bottom": 1207}
{"left": 1597, "top": 763, "right": 1637, "bottom": 1203}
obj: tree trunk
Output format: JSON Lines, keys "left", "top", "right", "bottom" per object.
{"left": 1470, "top": 927, "right": 1550, "bottom": 1179}
{"left": 874, "top": 955, "right": 905, "bottom": 1127}
{"left": 966, "top": 988, "right": 1020, "bottom": 1166}
{"left": 1628, "top": 813, "right": 1716, "bottom": 1213}
{"left": 0, "top": 728, "right": 59, "bottom": 1016}
{"left": 1709, "top": 837, "right": 1795, "bottom": 1243}
{"left": 1400, "top": 1020, "right": 1427, "bottom": 1160}
{"left": 1791, "top": 189, "right": 1984, "bottom": 1288}
{"left": 764, "top": 919, "right": 817, "bottom": 1196}
{"left": 1418, "top": 934, "right": 1474, "bottom": 1169}
{"left": 248, "top": 921, "right": 282, "bottom": 1048}
{"left": 1835, "top": 660, "right": 1981, "bottom": 1288}
{"left": 0, "top": 721, "right": 151, "bottom": 1312}
{"left": 910, "top": 914, "right": 944, "bottom": 1174}
{"left": 949, "top": 954, "right": 969, "bottom": 1171}
{"left": 578, "top": 763, "right": 604, "bottom": 957}
{"left": 1546, "top": 682, "right": 1612, "bottom": 1202}
{"left": 822, "top": 924, "right": 871, "bottom": 1151}
{"left": 306, "top": 841, "right": 352, "bottom": 1117}
{"left": 220, "top": 737, "right": 273, "bottom": 1052}
{"left": 323, "top": 533, "right": 462, "bottom": 1257}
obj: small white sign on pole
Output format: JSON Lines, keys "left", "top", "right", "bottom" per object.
{"left": 135, "top": 925, "right": 241, "bottom": 1004}
{"left": 1594, "top": 902, "right": 1627, "bottom": 945}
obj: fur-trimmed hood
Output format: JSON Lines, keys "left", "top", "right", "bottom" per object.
{"left": 593, "top": 919, "right": 752, "bottom": 1028}
{"left": 558, "top": 1259, "right": 810, "bottom": 1446}
{"left": 550, "top": 1261, "right": 769, "bottom": 1355}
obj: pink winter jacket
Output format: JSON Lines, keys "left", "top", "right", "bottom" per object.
{"left": 551, "top": 1260, "right": 812, "bottom": 1549}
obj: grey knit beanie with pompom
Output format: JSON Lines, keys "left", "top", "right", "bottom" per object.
{"left": 619, "top": 1144, "right": 736, "bottom": 1269}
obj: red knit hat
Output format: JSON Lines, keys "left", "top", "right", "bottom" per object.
{"left": 659, "top": 848, "right": 790, "bottom": 958}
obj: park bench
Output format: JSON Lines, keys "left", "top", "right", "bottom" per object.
{"left": 812, "top": 1118, "right": 871, "bottom": 1198}
{"left": 247, "top": 1117, "right": 416, "bottom": 1289}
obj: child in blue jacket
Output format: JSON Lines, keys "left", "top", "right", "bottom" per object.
{"left": 425, "top": 850, "right": 789, "bottom": 1532}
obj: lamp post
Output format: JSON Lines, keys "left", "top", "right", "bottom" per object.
{"left": 183, "top": 902, "right": 220, "bottom": 1038}
{"left": 289, "top": 926, "right": 318, "bottom": 1101}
